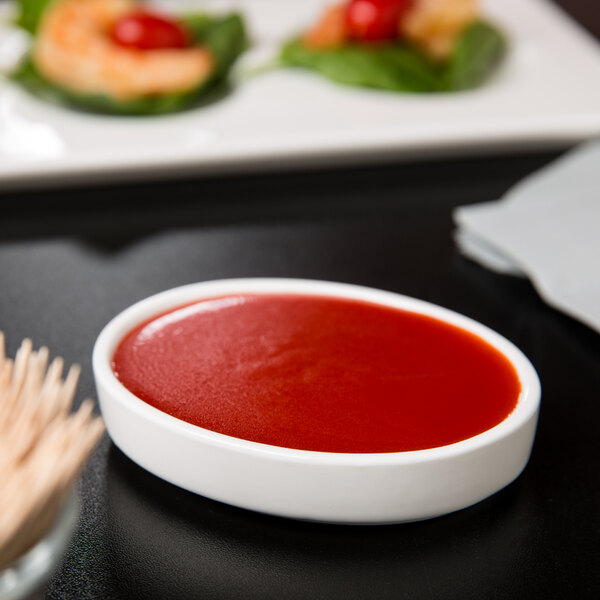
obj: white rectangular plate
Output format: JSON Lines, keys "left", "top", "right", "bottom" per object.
{"left": 1, "top": 0, "right": 600, "bottom": 189}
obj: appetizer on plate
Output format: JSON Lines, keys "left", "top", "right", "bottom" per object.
{"left": 281, "top": 0, "right": 506, "bottom": 92}
{"left": 12, "top": 0, "right": 247, "bottom": 114}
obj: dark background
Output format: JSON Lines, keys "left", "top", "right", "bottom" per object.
{"left": 1, "top": 1, "right": 599, "bottom": 598}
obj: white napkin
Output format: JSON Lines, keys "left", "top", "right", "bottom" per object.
{"left": 454, "top": 141, "right": 600, "bottom": 334}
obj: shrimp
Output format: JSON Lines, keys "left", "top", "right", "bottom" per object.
{"left": 33, "top": 0, "right": 214, "bottom": 101}
{"left": 401, "top": 0, "right": 478, "bottom": 60}
{"left": 303, "top": 4, "right": 347, "bottom": 50}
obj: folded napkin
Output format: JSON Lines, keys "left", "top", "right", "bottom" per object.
{"left": 454, "top": 141, "right": 600, "bottom": 334}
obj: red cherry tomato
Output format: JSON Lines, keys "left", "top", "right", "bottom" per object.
{"left": 346, "top": 0, "right": 412, "bottom": 42}
{"left": 111, "top": 11, "right": 190, "bottom": 50}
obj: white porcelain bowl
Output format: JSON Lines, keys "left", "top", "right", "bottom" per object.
{"left": 93, "top": 279, "right": 540, "bottom": 524}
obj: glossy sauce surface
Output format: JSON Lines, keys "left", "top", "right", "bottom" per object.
{"left": 112, "top": 294, "right": 521, "bottom": 453}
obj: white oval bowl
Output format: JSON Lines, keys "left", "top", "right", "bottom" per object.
{"left": 93, "top": 278, "right": 540, "bottom": 524}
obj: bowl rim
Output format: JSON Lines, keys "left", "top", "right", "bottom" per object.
{"left": 93, "top": 278, "right": 541, "bottom": 466}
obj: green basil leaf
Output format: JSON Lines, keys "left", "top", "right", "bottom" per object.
{"left": 195, "top": 13, "right": 248, "bottom": 80}
{"left": 281, "top": 38, "right": 441, "bottom": 93}
{"left": 12, "top": 13, "right": 247, "bottom": 115}
{"left": 445, "top": 21, "right": 506, "bottom": 91}
{"left": 281, "top": 21, "right": 506, "bottom": 94}
{"left": 15, "top": 0, "right": 52, "bottom": 33}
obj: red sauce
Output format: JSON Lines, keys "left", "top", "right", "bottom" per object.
{"left": 112, "top": 294, "right": 521, "bottom": 453}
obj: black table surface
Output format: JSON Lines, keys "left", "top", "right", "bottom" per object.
{"left": 2, "top": 2, "right": 600, "bottom": 599}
